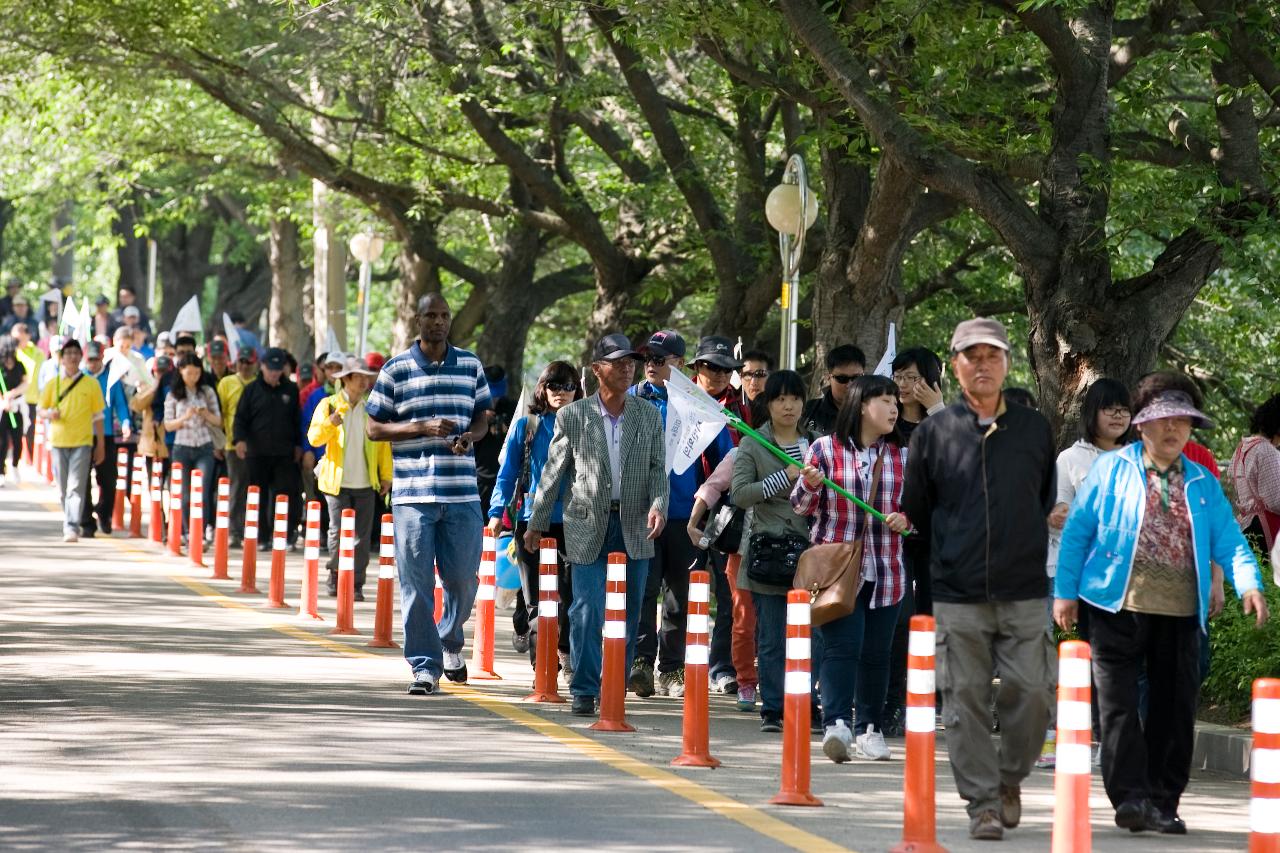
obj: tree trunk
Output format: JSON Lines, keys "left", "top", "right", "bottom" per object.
{"left": 312, "top": 181, "right": 349, "bottom": 353}
{"left": 214, "top": 249, "right": 270, "bottom": 337}
{"left": 51, "top": 201, "right": 75, "bottom": 287}
{"left": 267, "top": 218, "right": 308, "bottom": 355}
{"left": 391, "top": 226, "right": 442, "bottom": 352}
{"left": 156, "top": 219, "right": 216, "bottom": 333}
{"left": 0, "top": 197, "right": 13, "bottom": 278}
{"left": 112, "top": 199, "right": 147, "bottom": 296}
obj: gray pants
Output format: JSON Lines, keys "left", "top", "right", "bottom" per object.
{"left": 51, "top": 445, "right": 93, "bottom": 536}
{"left": 226, "top": 452, "right": 250, "bottom": 542}
{"left": 324, "top": 487, "right": 376, "bottom": 589}
{"left": 935, "top": 598, "right": 1053, "bottom": 817}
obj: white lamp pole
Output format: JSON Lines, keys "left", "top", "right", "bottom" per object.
{"left": 348, "top": 231, "right": 385, "bottom": 357}
{"left": 765, "top": 155, "right": 818, "bottom": 371}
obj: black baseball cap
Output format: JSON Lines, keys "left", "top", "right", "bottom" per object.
{"left": 175, "top": 334, "right": 198, "bottom": 348}
{"left": 642, "top": 330, "right": 686, "bottom": 359}
{"left": 85, "top": 341, "right": 104, "bottom": 359}
{"left": 208, "top": 340, "right": 228, "bottom": 357}
{"left": 262, "top": 347, "right": 288, "bottom": 370}
{"left": 693, "top": 335, "right": 742, "bottom": 370}
{"left": 155, "top": 354, "right": 173, "bottom": 372}
{"left": 592, "top": 333, "right": 640, "bottom": 362}
{"left": 94, "top": 295, "right": 111, "bottom": 307}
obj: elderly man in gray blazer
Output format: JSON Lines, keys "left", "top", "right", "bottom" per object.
{"left": 525, "top": 334, "right": 669, "bottom": 716}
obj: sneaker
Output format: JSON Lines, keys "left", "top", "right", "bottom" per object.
{"left": 969, "top": 809, "right": 1004, "bottom": 841}
{"left": 354, "top": 588, "right": 365, "bottom": 602}
{"left": 570, "top": 695, "right": 596, "bottom": 716}
{"left": 1035, "top": 729, "right": 1057, "bottom": 769}
{"left": 822, "top": 719, "right": 853, "bottom": 763}
{"left": 629, "top": 660, "right": 655, "bottom": 698}
{"left": 511, "top": 631, "right": 531, "bottom": 653}
{"left": 406, "top": 670, "right": 437, "bottom": 695}
{"left": 999, "top": 783, "right": 1021, "bottom": 828}
{"left": 855, "top": 724, "right": 891, "bottom": 761}
{"left": 760, "top": 715, "right": 783, "bottom": 733}
{"left": 63, "top": 531, "right": 79, "bottom": 543}
{"left": 443, "top": 651, "right": 468, "bottom": 683}
{"left": 881, "top": 705, "right": 905, "bottom": 738}
{"left": 657, "top": 669, "right": 686, "bottom": 699}
{"left": 711, "top": 673, "right": 738, "bottom": 695}
{"left": 558, "top": 650, "right": 574, "bottom": 685}
{"left": 736, "top": 684, "right": 757, "bottom": 712}
{"left": 1091, "top": 741, "right": 1102, "bottom": 768}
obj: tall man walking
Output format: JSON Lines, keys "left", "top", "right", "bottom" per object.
{"left": 367, "top": 294, "right": 490, "bottom": 696}
{"left": 525, "top": 334, "right": 668, "bottom": 716}
{"left": 901, "top": 318, "right": 1057, "bottom": 842}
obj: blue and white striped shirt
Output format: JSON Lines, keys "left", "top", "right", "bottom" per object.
{"left": 365, "top": 342, "right": 491, "bottom": 505}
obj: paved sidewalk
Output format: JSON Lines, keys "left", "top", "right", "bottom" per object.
{"left": 0, "top": 477, "right": 1257, "bottom": 851}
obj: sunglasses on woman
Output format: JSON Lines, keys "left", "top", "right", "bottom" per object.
{"left": 546, "top": 382, "right": 578, "bottom": 392}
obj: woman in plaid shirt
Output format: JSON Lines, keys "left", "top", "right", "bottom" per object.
{"left": 792, "top": 374, "right": 910, "bottom": 764}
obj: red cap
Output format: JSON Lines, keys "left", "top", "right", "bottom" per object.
{"left": 364, "top": 351, "right": 386, "bottom": 371}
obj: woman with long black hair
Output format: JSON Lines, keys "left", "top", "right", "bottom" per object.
{"left": 163, "top": 352, "right": 221, "bottom": 544}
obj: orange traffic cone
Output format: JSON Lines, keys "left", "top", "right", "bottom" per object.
{"left": 770, "top": 589, "right": 822, "bottom": 806}
{"left": 211, "top": 477, "right": 231, "bottom": 579}
{"left": 298, "top": 500, "right": 322, "bottom": 620}
{"left": 434, "top": 563, "right": 443, "bottom": 623}
{"left": 166, "top": 463, "right": 184, "bottom": 557}
{"left": 110, "top": 446, "right": 127, "bottom": 533}
{"left": 892, "top": 615, "right": 945, "bottom": 851}
{"left": 149, "top": 461, "right": 164, "bottom": 543}
{"left": 368, "top": 513, "right": 399, "bottom": 648}
{"left": 469, "top": 532, "right": 501, "bottom": 679}
{"left": 1052, "top": 640, "right": 1093, "bottom": 853}
{"left": 672, "top": 568, "right": 720, "bottom": 767}
{"left": 128, "top": 454, "right": 144, "bottom": 539}
{"left": 266, "top": 494, "right": 289, "bottom": 608}
{"left": 525, "top": 537, "right": 564, "bottom": 703}
{"left": 237, "top": 486, "right": 261, "bottom": 594}
{"left": 188, "top": 469, "right": 206, "bottom": 567}
{"left": 591, "top": 553, "right": 634, "bottom": 733}
{"left": 1252, "top": 677, "right": 1280, "bottom": 852}
{"left": 330, "top": 508, "right": 359, "bottom": 635}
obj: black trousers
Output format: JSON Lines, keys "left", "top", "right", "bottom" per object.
{"left": 1087, "top": 603, "right": 1200, "bottom": 814}
{"left": 0, "top": 412, "right": 22, "bottom": 473}
{"left": 512, "top": 520, "right": 571, "bottom": 665}
{"left": 248, "top": 454, "right": 302, "bottom": 541}
{"left": 636, "top": 521, "right": 700, "bottom": 673}
{"left": 82, "top": 437, "right": 124, "bottom": 535}
{"left": 706, "top": 550, "right": 736, "bottom": 681}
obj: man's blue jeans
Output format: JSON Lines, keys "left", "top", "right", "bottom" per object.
{"left": 814, "top": 582, "right": 902, "bottom": 732}
{"left": 569, "top": 512, "right": 649, "bottom": 699}
{"left": 392, "top": 501, "right": 482, "bottom": 679}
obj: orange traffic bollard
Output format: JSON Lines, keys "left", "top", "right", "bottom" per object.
{"left": 892, "top": 615, "right": 945, "bottom": 852}
{"left": 1250, "top": 678, "right": 1280, "bottom": 852}
{"left": 237, "top": 486, "right": 261, "bottom": 594}
{"left": 110, "top": 446, "right": 127, "bottom": 533}
{"left": 129, "top": 454, "right": 144, "bottom": 539}
{"left": 770, "top": 589, "right": 822, "bottom": 807}
{"left": 37, "top": 419, "right": 52, "bottom": 483}
{"left": 434, "top": 563, "right": 444, "bottom": 623}
{"left": 149, "top": 461, "right": 164, "bottom": 543}
{"left": 673, "top": 568, "right": 720, "bottom": 767}
{"left": 368, "top": 513, "right": 399, "bottom": 648}
{"left": 211, "top": 477, "right": 230, "bottom": 579}
{"left": 267, "top": 494, "right": 289, "bottom": 608}
{"left": 167, "top": 462, "right": 184, "bottom": 557}
{"left": 591, "top": 553, "right": 634, "bottom": 732}
{"left": 298, "top": 501, "right": 322, "bottom": 620}
{"left": 525, "top": 537, "right": 564, "bottom": 703}
{"left": 1052, "top": 640, "right": 1092, "bottom": 853}
{"left": 330, "top": 508, "right": 359, "bottom": 635}
{"left": 469, "top": 533, "right": 501, "bottom": 680}
{"left": 188, "top": 469, "right": 206, "bottom": 567}
{"left": 21, "top": 432, "right": 32, "bottom": 468}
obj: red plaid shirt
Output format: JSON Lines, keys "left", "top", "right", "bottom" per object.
{"left": 790, "top": 435, "right": 908, "bottom": 609}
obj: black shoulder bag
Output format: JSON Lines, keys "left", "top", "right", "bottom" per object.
{"left": 503, "top": 414, "right": 539, "bottom": 530}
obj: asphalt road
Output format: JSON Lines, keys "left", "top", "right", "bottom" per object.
{"left": 0, "top": 475, "right": 1259, "bottom": 851}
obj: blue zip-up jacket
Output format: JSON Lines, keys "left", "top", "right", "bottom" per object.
{"left": 301, "top": 383, "right": 332, "bottom": 460}
{"left": 85, "top": 368, "right": 131, "bottom": 438}
{"left": 632, "top": 381, "right": 733, "bottom": 521}
{"left": 1055, "top": 442, "right": 1262, "bottom": 632}
{"left": 488, "top": 413, "right": 564, "bottom": 524}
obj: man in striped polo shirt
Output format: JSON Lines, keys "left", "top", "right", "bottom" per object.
{"left": 367, "top": 294, "right": 491, "bottom": 695}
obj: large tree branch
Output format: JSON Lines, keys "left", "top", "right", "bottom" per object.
{"left": 1108, "top": 0, "right": 1183, "bottom": 85}
{"left": 905, "top": 241, "right": 996, "bottom": 309}
{"left": 694, "top": 37, "right": 837, "bottom": 112}
{"left": 1194, "top": 0, "right": 1280, "bottom": 112}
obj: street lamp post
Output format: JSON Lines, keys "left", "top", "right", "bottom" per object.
{"left": 765, "top": 155, "right": 818, "bottom": 371}
{"left": 348, "top": 231, "right": 385, "bottom": 357}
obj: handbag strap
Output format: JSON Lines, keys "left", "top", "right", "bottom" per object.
{"left": 856, "top": 450, "right": 887, "bottom": 546}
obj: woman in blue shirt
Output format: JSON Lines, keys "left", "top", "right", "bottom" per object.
{"left": 487, "top": 361, "right": 582, "bottom": 670}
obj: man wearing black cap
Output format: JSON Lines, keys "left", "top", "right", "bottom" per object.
{"left": 901, "top": 317, "right": 1056, "bottom": 841}
{"left": 629, "top": 330, "right": 734, "bottom": 699}
{"left": 233, "top": 346, "right": 303, "bottom": 550}
{"left": 218, "top": 346, "right": 259, "bottom": 546}
{"left": 92, "top": 295, "right": 114, "bottom": 340}
{"left": 206, "top": 339, "right": 231, "bottom": 383}
{"left": 523, "top": 333, "right": 668, "bottom": 716}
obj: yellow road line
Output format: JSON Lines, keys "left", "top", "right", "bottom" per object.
{"left": 22, "top": 480, "right": 854, "bottom": 853}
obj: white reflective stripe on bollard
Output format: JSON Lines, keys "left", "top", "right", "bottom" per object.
{"left": 785, "top": 636, "right": 810, "bottom": 660}
{"left": 688, "top": 583, "right": 710, "bottom": 604}
{"left": 1059, "top": 657, "right": 1091, "bottom": 689}
{"left": 906, "top": 668, "right": 935, "bottom": 696}
{"left": 784, "top": 671, "right": 810, "bottom": 694}
{"left": 539, "top": 573, "right": 557, "bottom": 592}
{"left": 1056, "top": 743, "right": 1092, "bottom": 775}
{"left": 379, "top": 561, "right": 396, "bottom": 580}
{"left": 786, "top": 603, "right": 810, "bottom": 625}
{"left": 606, "top": 562, "right": 626, "bottom": 582}
{"left": 605, "top": 592, "right": 626, "bottom": 611}
{"left": 1057, "top": 700, "right": 1092, "bottom": 732}
{"left": 381, "top": 521, "right": 394, "bottom": 538}
{"left": 687, "top": 613, "right": 710, "bottom": 635}
{"left": 905, "top": 706, "right": 935, "bottom": 733}
{"left": 686, "top": 644, "right": 709, "bottom": 665}
{"left": 305, "top": 545, "right": 319, "bottom": 560}
{"left": 540, "top": 548, "right": 557, "bottom": 565}
{"left": 907, "top": 630, "right": 935, "bottom": 657}
{"left": 1255, "top": 699, "right": 1280, "bottom": 734}
{"left": 603, "top": 620, "right": 626, "bottom": 640}
{"left": 1251, "top": 797, "right": 1280, "bottom": 833}
{"left": 1252, "top": 748, "right": 1280, "bottom": 784}
{"left": 538, "top": 601, "right": 558, "bottom": 618}
{"left": 477, "top": 584, "right": 496, "bottom": 601}
{"left": 379, "top": 541, "right": 394, "bottom": 560}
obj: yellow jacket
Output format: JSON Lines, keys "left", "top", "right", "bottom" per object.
{"left": 307, "top": 391, "right": 392, "bottom": 495}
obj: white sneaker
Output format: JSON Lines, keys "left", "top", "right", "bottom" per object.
{"left": 63, "top": 531, "right": 79, "bottom": 543}
{"left": 443, "top": 651, "right": 464, "bottom": 671}
{"left": 822, "top": 719, "right": 853, "bottom": 763}
{"left": 855, "top": 724, "right": 891, "bottom": 760}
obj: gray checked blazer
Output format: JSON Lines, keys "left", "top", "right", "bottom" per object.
{"left": 528, "top": 392, "right": 669, "bottom": 564}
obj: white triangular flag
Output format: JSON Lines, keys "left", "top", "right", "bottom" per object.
{"left": 169, "top": 295, "right": 202, "bottom": 339}
{"left": 104, "top": 351, "right": 132, "bottom": 390}
{"left": 872, "top": 322, "right": 897, "bottom": 378}
{"left": 222, "top": 312, "right": 241, "bottom": 362}
{"left": 663, "top": 369, "right": 731, "bottom": 474}
{"left": 77, "top": 300, "right": 93, "bottom": 345}
{"left": 323, "top": 326, "right": 343, "bottom": 358}
{"left": 59, "top": 296, "right": 77, "bottom": 335}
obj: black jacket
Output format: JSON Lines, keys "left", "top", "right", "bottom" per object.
{"left": 233, "top": 375, "right": 301, "bottom": 457}
{"left": 800, "top": 389, "right": 841, "bottom": 437}
{"left": 901, "top": 398, "right": 1056, "bottom": 604}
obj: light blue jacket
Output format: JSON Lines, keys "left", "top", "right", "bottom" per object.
{"left": 1055, "top": 442, "right": 1262, "bottom": 631}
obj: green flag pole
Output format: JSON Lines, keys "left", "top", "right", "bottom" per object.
{"left": 0, "top": 370, "right": 18, "bottom": 429}
{"left": 720, "top": 408, "right": 909, "bottom": 536}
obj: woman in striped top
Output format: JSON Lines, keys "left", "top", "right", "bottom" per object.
{"left": 792, "top": 374, "right": 911, "bottom": 764}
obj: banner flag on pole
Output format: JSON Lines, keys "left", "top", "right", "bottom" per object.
{"left": 663, "top": 370, "right": 730, "bottom": 475}
{"left": 169, "top": 295, "right": 202, "bottom": 339}
{"left": 59, "top": 296, "right": 77, "bottom": 335}
{"left": 872, "top": 322, "right": 897, "bottom": 378}
{"left": 76, "top": 300, "right": 93, "bottom": 346}
{"left": 324, "top": 327, "right": 343, "bottom": 358}
{"left": 104, "top": 350, "right": 132, "bottom": 390}
{"left": 222, "top": 312, "right": 241, "bottom": 363}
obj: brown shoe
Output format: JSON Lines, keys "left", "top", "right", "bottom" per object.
{"left": 970, "top": 809, "right": 1004, "bottom": 841}
{"left": 999, "top": 783, "right": 1021, "bottom": 828}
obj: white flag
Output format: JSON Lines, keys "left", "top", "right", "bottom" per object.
{"left": 78, "top": 300, "right": 94, "bottom": 344}
{"left": 872, "top": 322, "right": 898, "bottom": 378}
{"left": 59, "top": 296, "right": 77, "bottom": 335}
{"left": 663, "top": 369, "right": 730, "bottom": 475}
{"left": 222, "top": 312, "right": 241, "bottom": 362}
{"left": 104, "top": 351, "right": 132, "bottom": 390}
{"left": 169, "top": 295, "right": 202, "bottom": 339}
{"left": 324, "top": 327, "right": 343, "bottom": 358}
